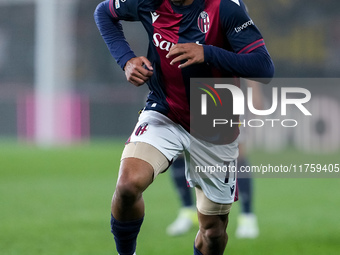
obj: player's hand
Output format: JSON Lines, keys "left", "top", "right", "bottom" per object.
{"left": 166, "top": 43, "right": 204, "bottom": 68}
{"left": 124, "top": 56, "right": 153, "bottom": 86}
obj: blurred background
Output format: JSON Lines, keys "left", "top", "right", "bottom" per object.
{"left": 0, "top": 0, "right": 339, "bottom": 255}
{"left": 0, "top": 0, "right": 339, "bottom": 145}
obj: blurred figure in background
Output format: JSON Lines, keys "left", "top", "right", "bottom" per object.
{"left": 166, "top": 154, "right": 198, "bottom": 236}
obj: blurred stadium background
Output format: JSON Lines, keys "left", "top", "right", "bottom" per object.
{"left": 0, "top": 0, "right": 339, "bottom": 254}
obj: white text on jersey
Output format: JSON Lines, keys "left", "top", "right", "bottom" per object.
{"left": 152, "top": 33, "right": 175, "bottom": 52}
{"left": 234, "top": 19, "right": 254, "bottom": 33}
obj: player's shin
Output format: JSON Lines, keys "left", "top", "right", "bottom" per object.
{"left": 110, "top": 214, "right": 144, "bottom": 255}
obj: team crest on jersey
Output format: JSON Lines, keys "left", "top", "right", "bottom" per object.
{"left": 135, "top": 122, "right": 149, "bottom": 136}
{"left": 197, "top": 11, "right": 210, "bottom": 34}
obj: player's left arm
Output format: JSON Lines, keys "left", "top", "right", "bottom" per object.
{"left": 203, "top": 0, "right": 274, "bottom": 80}
{"left": 167, "top": 0, "right": 274, "bottom": 81}
{"left": 166, "top": 43, "right": 204, "bottom": 69}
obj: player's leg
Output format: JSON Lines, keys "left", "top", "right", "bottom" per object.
{"left": 110, "top": 110, "right": 186, "bottom": 255}
{"left": 111, "top": 142, "right": 169, "bottom": 255}
{"left": 195, "top": 213, "right": 229, "bottom": 255}
{"left": 112, "top": 157, "right": 153, "bottom": 221}
{"left": 237, "top": 174, "right": 253, "bottom": 213}
{"left": 235, "top": 143, "right": 259, "bottom": 238}
{"left": 171, "top": 155, "right": 193, "bottom": 208}
{"left": 186, "top": 137, "right": 238, "bottom": 255}
{"left": 167, "top": 154, "right": 197, "bottom": 236}
{"left": 237, "top": 143, "right": 252, "bottom": 214}
{"left": 194, "top": 187, "right": 232, "bottom": 255}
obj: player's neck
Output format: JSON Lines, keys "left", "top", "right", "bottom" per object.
{"left": 170, "top": 0, "right": 195, "bottom": 7}
{"left": 183, "top": 0, "right": 194, "bottom": 5}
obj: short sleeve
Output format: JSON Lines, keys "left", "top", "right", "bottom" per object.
{"left": 220, "top": 0, "right": 265, "bottom": 54}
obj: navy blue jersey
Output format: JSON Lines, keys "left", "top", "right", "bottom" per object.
{"left": 95, "top": 0, "right": 274, "bottom": 143}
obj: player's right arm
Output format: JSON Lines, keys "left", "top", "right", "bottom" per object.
{"left": 124, "top": 56, "right": 153, "bottom": 87}
{"left": 94, "top": 0, "right": 153, "bottom": 86}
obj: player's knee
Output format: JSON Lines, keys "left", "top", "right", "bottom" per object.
{"left": 201, "top": 225, "right": 226, "bottom": 244}
{"left": 116, "top": 168, "right": 146, "bottom": 201}
{"left": 115, "top": 156, "right": 154, "bottom": 200}
{"left": 115, "top": 170, "right": 145, "bottom": 201}
{"left": 115, "top": 180, "right": 140, "bottom": 202}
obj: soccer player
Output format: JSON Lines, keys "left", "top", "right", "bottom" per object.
{"left": 94, "top": 0, "right": 274, "bottom": 254}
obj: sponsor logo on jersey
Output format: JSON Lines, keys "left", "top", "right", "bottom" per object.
{"left": 150, "top": 11, "right": 160, "bottom": 24}
{"left": 152, "top": 33, "right": 175, "bottom": 52}
{"left": 135, "top": 122, "right": 149, "bottom": 136}
{"left": 234, "top": 19, "right": 254, "bottom": 33}
{"left": 197, "top": 11, "right": 210, "bottom": 34}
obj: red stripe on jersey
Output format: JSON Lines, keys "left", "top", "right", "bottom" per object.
{"left": 153, "top": 1, "right": 190, "bottom": 127}
{"left": 244, "top": 42, "right": 265, "bottom": 54}
{"left": 203, "top": 0, "right": 240, "bottom": 144}
{"left": 238, "top": 39, "right": 265, "bottom": 54}
{"left": 204, "top": 0, "right": 224, "bottom": 78}
{"left": 109, "top": 0, "right": 118, "bottom": 18}
{"left": 204, "top": 0, "right": 223, "bottom": 46}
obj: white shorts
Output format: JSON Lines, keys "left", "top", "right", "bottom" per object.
{"left": 127, "top": 110, "right": 239, "bottom": 204}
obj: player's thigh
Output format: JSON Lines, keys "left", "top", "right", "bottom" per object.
{"left": 117, "top": 156, "right": 155, "bottom": 194}
{"left": 186, "top": 138, "right": 239, "bottom": 205}
{"left": 195, "top": 187, "right": 231, "bottom": 237}
{"left": 125, "top": 110, "right": 187, "bottom": 178}
{"left": 195, "top": 186, "right": 232, "bottom": 216}
{"left": 119, "top": 142, "right": 169, "bottom": 189}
